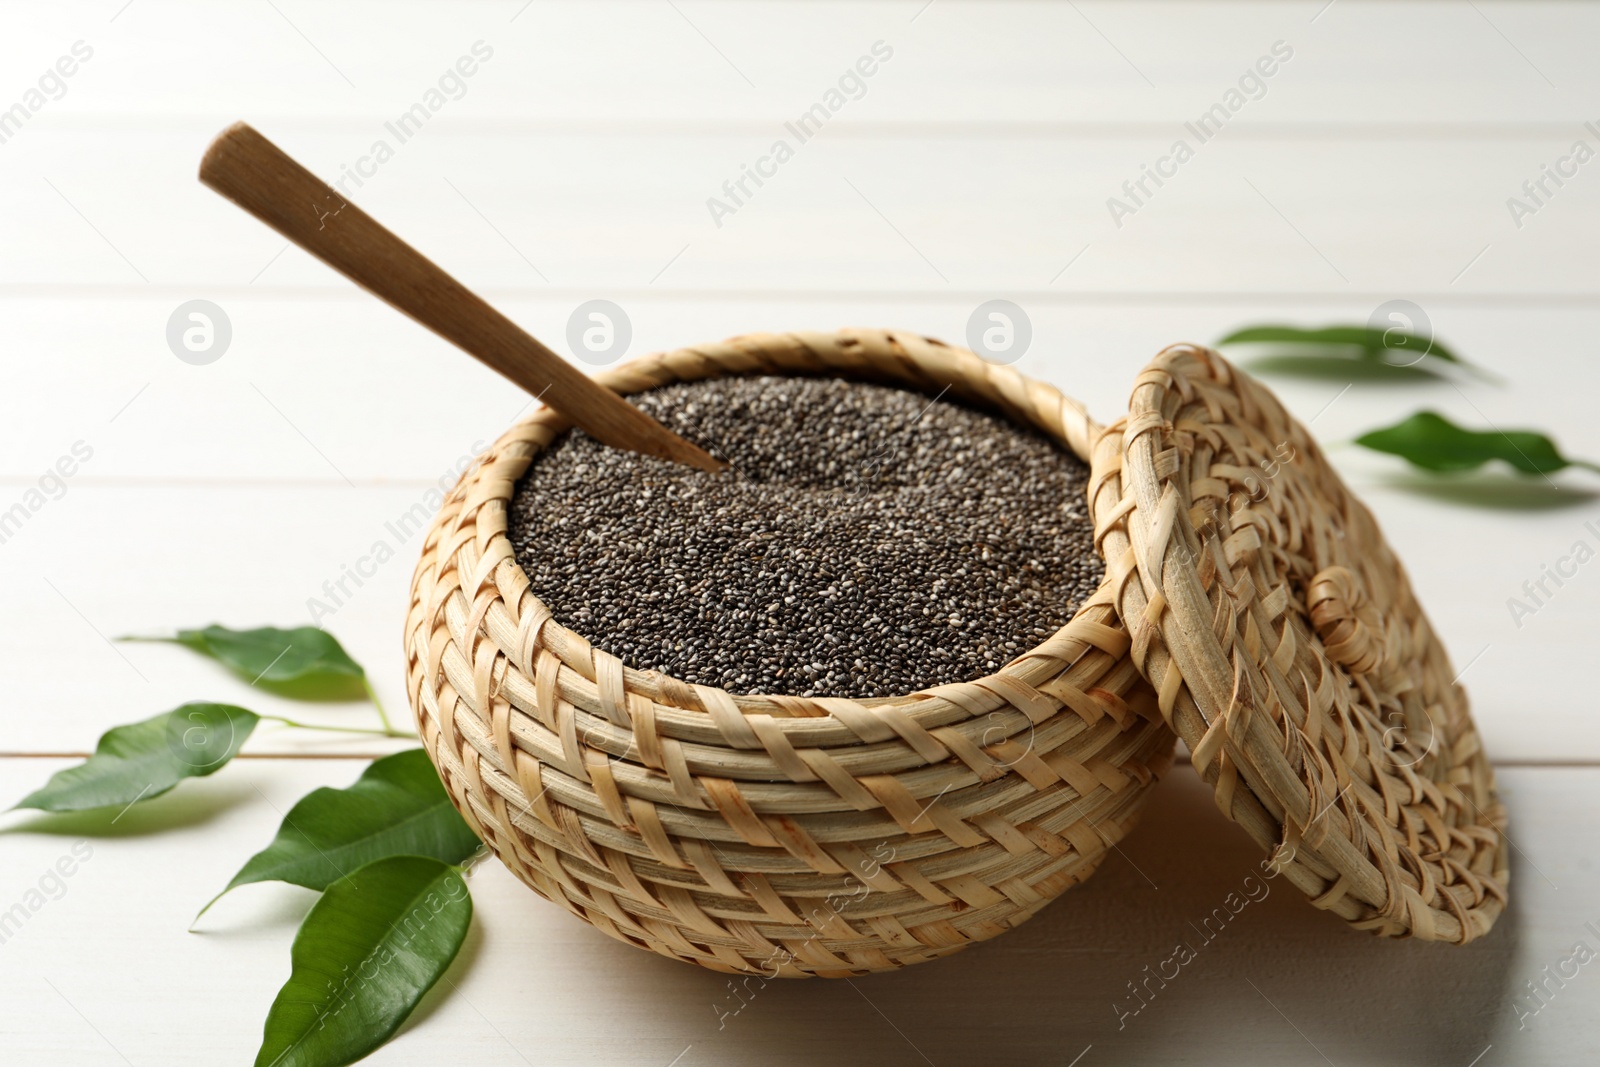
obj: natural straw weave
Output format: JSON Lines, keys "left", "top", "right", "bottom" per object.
{"left": 1095, "top": 344, "right": 1508, "bottom": 943}
{"left": 405, "top": 329, "right": 1176, "bottom": 976}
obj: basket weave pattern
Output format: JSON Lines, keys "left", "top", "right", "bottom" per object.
{"left": 1095, "top": 345, "right": 1508, "bottom": 943}
{"left": 406, "top": 329, "right": 1176, "bottom": 976}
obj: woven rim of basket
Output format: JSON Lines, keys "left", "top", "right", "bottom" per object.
{"left": 1095, "top": 343, "right": 1509, "bottom": 944}
{"left": 404, "top": 328, "right": 1178, "bottom": 974}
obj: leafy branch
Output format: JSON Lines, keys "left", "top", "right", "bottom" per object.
{"left": 11, "top": 625, "right": 471, "bottom": 1067}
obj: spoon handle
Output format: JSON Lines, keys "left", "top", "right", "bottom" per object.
{"left": 199, "top": 122, "right": 725, "bottom": 472}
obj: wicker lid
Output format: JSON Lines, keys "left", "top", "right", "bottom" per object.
{"left": 1091, "top": 344, "right": 1508, "bottom": 943}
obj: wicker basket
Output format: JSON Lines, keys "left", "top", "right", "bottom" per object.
{"left": 404, "top": 328, "right": 1177, "bottom": 976}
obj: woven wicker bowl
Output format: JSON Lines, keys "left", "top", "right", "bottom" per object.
{"left": 404, "top": 328, "right": 1177, "bottom": 976}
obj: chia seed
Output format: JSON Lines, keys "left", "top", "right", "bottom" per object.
{"left": 507, "top": 375, "right": 1102, "bottom": 699}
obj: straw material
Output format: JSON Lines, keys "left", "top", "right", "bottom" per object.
{"left": 1095, "top": 344, "right": 1508, "bottom": 943}
{"left": 405, "top": 329, "right": 1176, "bottom": 976}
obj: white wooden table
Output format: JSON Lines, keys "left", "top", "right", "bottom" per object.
{"left": 4, "top": 2, "right": 1599, "bottom": 1063}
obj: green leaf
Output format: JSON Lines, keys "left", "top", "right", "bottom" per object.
{"left": 1217, "top": 323, "right": 1456, "bottom": 361}
{"left": 1216, "top": 323, "right": 1492, "bottom": 378}
{"left": 132, "top": 625, "right": 368, "bottom": 701}
{"left": 1355, "top": 410, "right": 1600, "bottom": 476}
{"left": 201, "top": 750, "right": 480, "bottom": 918}
{"left": 14, "top": 703, "right": 258, "bottom": 813}
{"left": 254, "top": 856, "right": 472, "bottom": 1067}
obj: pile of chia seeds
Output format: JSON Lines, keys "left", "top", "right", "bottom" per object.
{"left": 507, "top": 375, "right": 1102, "bottom": 699}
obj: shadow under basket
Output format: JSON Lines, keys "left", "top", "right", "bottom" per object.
{"left": 404, "top": 329, "right": 1177, "bottom": 977}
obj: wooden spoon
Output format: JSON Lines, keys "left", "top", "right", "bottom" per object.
{"left": 199, "top": 122, "right": 725, "bottom": 472}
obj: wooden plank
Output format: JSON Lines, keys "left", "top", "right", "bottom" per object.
{"left": 4, "top": 294, "right": 1598, "bottom": 482}
{"left": 6, "top": 125, "right": 1600, "bottom": 293}
{"left": 0, "top": 758, "right": 1591, "bottom": 1063}
{"left": 9, "top": 1, "right": 1593, "bottom": 126}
